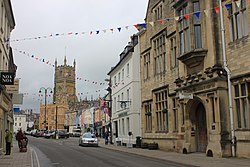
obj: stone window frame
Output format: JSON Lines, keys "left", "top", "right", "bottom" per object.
{"left": 193, "top": 0, "right": 202, "bottom": 49}
{"left": 170, "top": 36, "right": 178, "bottom": 69}
{"left": 153, "top": 2, "right": 163, "bottom": 21}
{"left": 233, "top": 81, "right": 250, "bottom": 129}
{"left": 154, "top": 89, "right": 169, "bottom": 132}
{"left": 172, "top": 97, "right": 178, "bottom": 132}
{"left": 227, "top": 0, "right": 248, "bottom": 42}
{"left": 153, "top": 32, "right": 166, "bottom": 76}
{"left": 144, "top": 101, "right": 153, "bottom": 132}
{"left": 177, "top": 3, "right": 191, "bottom": 55}
{"left": 143, "top": 52, "right": 150, "bottom": 80}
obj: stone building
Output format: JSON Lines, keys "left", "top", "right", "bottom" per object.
{"left": 39, "top": 103, "right": 68, "bottom": 130}
{"left": 39, "top": 57, "right": 75, "bottom": 130}
{"left": 53, "top": 57, "right": 77, "bottom": 106}
{"left": 139, "top": 0, "right": 249, "bottom": 158}
{"left": 0, "top": 0, "right": 15, "bottom": 155}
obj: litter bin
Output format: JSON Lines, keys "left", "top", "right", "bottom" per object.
{"left": 136, "top": 136, "right": 141, "bottom": 148}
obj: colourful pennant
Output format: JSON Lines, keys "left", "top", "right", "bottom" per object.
{"left": 214, "top": 6, "right": 219, "bottom": 13}
{"left": 194, "top": 11, "right": 201, "bottom": 18}
{"left": 184, "top": 14, "right": 189, "bottom": 20}
{"left": 225, "top": 4, "right": 232, "bottom": 11}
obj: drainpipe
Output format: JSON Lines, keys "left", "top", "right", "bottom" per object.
{"left": 219, "top": 0, "right": 236, "bottom": 157}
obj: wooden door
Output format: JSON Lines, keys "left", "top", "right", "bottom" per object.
{"left": 195, "top": 103, "right": 207, "bottom": 152}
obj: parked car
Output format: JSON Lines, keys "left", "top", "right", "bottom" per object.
{"left": 79, "top": 133, "right": 98, "bottom": 147}
{"left": 24, "top": 131, "right": 32, "bottom": 135}
{"left": 57, "top": 130, "right": 69, "bottom": 139}
{"left": 33, "top": 130, "right": 45, "bottom": 137}
{"left": 44, "top": 130, "right": 55, "bottom": 139}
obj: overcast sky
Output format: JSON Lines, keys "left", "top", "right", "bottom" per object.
{"left": 10, "top": 0, "right": 148, "bottom": 112}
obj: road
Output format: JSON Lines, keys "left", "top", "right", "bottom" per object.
{"left": 28, "top": 136, "right": 192, "bottom": 167}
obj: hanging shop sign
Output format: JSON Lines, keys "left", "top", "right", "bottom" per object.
{"left": 0, "top": 72, "right": 15, "bottom": 85}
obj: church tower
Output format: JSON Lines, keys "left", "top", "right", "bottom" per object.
{"left": 53, "top": 57, "right": 77, "bottom": 106}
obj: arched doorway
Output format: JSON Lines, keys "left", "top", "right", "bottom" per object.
{"left": 195, "top": 103, "right": 207, "bottom": 152}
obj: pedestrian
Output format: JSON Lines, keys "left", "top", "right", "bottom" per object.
{"left": 16, "top": 129, "right": 24, "bottom": 148}
{"left": 104, "top": 130, "right": 109, "bottom": 145}
{"left": 5, "top": 129, "right": 12, "bottom": 155}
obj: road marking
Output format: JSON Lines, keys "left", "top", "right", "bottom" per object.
{"left": 30, "top": 147, "right": 34, "bottom": 167}
{"left": 52, "top": 162, "right": 60, "bottom": 165}
{"left": 30, "top": 147, "right": 41, "bottom": 167}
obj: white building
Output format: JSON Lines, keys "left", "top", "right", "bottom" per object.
{"left": 13, "top": 113, "right": 27, "bottom": 133}
{"left": 108, "top": 34, "right": 141, "bottom": 146}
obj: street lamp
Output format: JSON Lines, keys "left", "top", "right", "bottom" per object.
{"left": 105, "top": 78, "right": 113, "bottom": 144}
{"left": 54, "top": 102, "right": 58, "bottom": 139}
{"left": 39, "top": 87, "right": 53, "bottom": 130}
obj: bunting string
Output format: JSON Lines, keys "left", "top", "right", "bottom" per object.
{"left": 23, "top": 91, "right": 105, "bottom": 98}
{"left": 7, "top": 0, "right": 250, "bottom": 43}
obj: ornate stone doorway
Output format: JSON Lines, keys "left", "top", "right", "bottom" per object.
{"left": 189, "top": 100, "right": 208, "bottom": 153}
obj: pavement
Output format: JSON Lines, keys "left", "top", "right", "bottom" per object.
{"left": 1, "top": 138, "right": 250, "bottom": 167}
{"left": 99, "top": 140, "right": 250, "bottom": 167}
{"left": 0, "top": 140, "right": 31, "bottom": 167}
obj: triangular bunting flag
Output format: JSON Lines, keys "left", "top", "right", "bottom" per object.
{"left": 125, "top": 26, "right": 129, "bottom": 30}
{"left": 90, "top": 31, "right": 93, "bottom": 35}
{"left": 194, "top": 11, "right": 201, "bottom": 18}
{"left": 236, "top": 1, "right": 241, "bottom": 8}
{"left": 184, "top": 14, "right": 189, "bottom": 20}
{"left": 204, "top": 9, "right": 210, "bottom": 17}
{"left": 214, "top": 6, "right": 219, "bottom": 13}
{"left": 110, "top": 28, "right": 114, "bottom": 33}
{"left": 174, "top": 16, "right": 179, "bottom": 21}
{"left": 139, "top": 23, "right": 147, "bottom": 29}
{"left": 103, "top": 30, "right": 107, "bottom": 33}
{"left": 96, "top": 30, "right": 100, "bottom": 34}
{"left": 159, "top": 20, "right": 163, "bottom": 23}
{"left": 149, "top": 22, "right": 154, "bottom": 27}
{"left": 134, "top": 24, "right": 139, "bottom": 29}
{"left": 225, "top": 4, "right": 232, "bottom": 10}
{"left": 117, "top": 27, "right": 122, "bottom": 32}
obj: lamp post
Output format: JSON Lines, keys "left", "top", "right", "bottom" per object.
{"left": 54, "top": 102, "right": 58, "bottom": 139}
{"left": 105, "top": 78, "right": 113, "bottom": 144}
{"left": 39, "top": 87, "right": 53, "bottom": 130}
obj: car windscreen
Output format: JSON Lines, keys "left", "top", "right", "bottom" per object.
{"left": 82, "top": 133, "right": 95, "bottom": 138}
